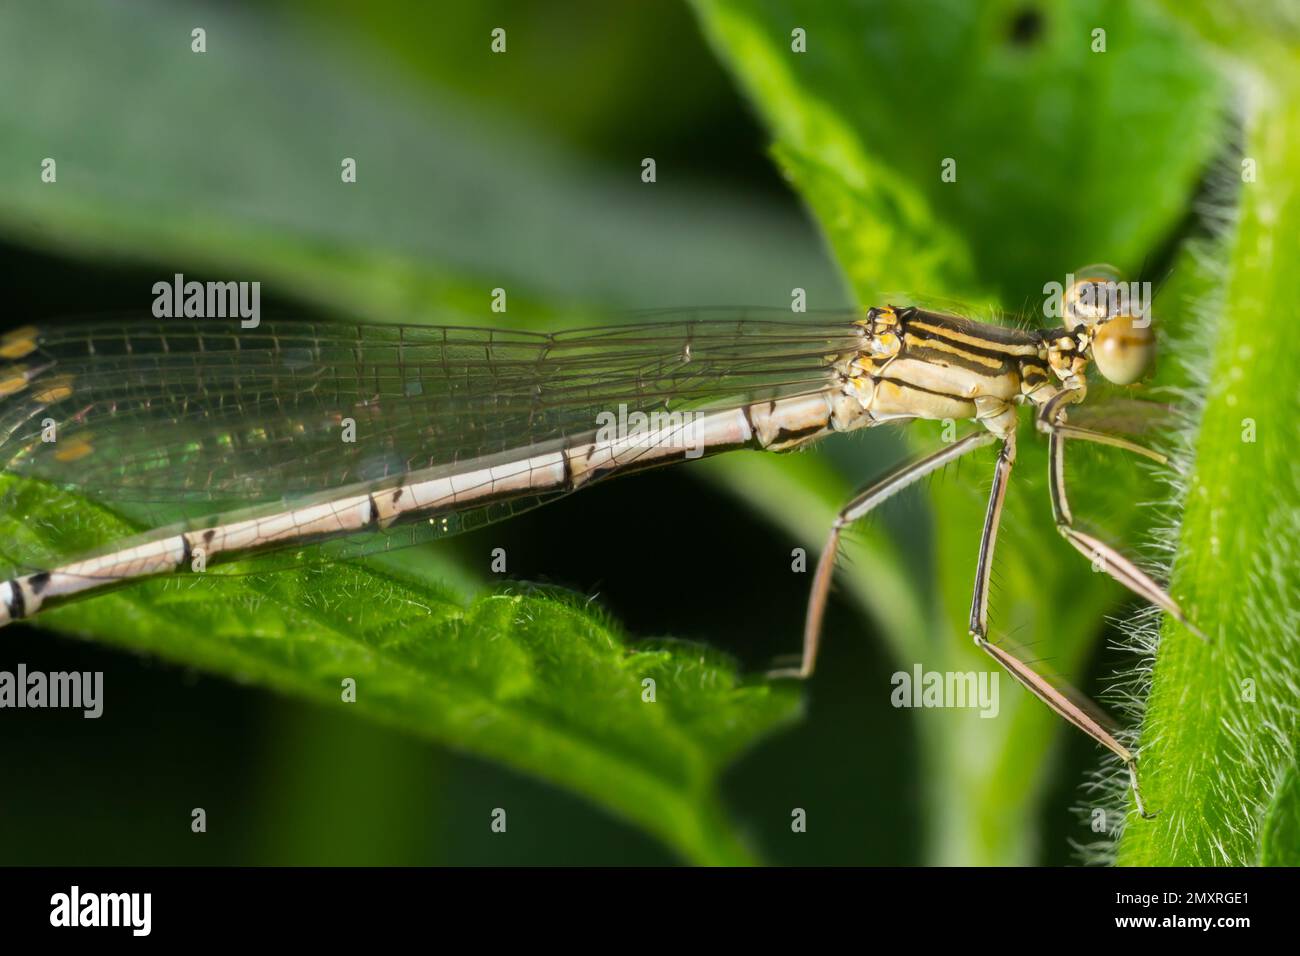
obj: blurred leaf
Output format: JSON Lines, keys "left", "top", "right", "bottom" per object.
{"left": 0, "top": 0, "right": 845, "bottom": 324}
{"left": 268, "top": 0, "right": 739, "bottom": 163}
{"left": 697, "top": 447, "right": 927, "bottom": 663}
{"left": 691, "top": 0, "right": 1224, "bottom": 862}
{"left": 0, "top": 474, "right": 798, "bottom": 865}
{"left": 1155, "top": 0, "right": 1300, "bottom": 57}
{"left": 1116, "top": 54, "right": 1300, "bottom": 866}
{"left": 246, "top": 707, "right": 450, "bottom": 865}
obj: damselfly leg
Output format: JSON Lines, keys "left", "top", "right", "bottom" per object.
{"left": 962, "top": 423, "right": 1157, "bottom": 818}
{"left": 967, "top": 430, "right": 1016, "bottom": 644}
{"left": 783, "top": 388, "right": 1193, "bottom": 819}
{"left": 767, "top": 430, "right": 996, "bottom": 680}
{"left": 1037, "top": 390, "right": 1206, "bottom": 641}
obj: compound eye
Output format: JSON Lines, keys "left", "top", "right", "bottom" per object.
{"left": 1064, "top": 263, "right": 1123, "bottom": 330}
{"left": 1092, "top": 312, "right": 1155, "bottom": 385}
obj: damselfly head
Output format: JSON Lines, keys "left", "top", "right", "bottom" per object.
{"left": 1062, "top": 264, "right": 1155, "bottom": 385}
{"left": 1062, "top": 263, "right": 1124, "bottom": 331}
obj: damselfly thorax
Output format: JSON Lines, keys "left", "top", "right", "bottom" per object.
{"left": 0, "top": 269, "right": 1192, "bottom": 818}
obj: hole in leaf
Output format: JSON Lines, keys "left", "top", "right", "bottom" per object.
{"left": 1008, "top": 7, "right": 1044, "bottom": 47}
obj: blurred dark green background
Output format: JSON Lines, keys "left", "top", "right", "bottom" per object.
{"left": 0, "top": 0, "right": 1227, "bottom": 865}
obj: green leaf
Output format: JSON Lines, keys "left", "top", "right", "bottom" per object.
{"left": 0, "top": 474, "right": 799, "bottom": 865}
{"left": 1260, "top": 760, "right": 1300, "bottom": 867}
{"left": 691, "top": 0, "right": 1222, "bottom": 305}
{"left": 690, "top": 0, "right": 1223, "bottom": 863}
{"left": 1115, "top": 53, "right": 1300, "bottom": 866}
{"left": 1154, "top": 0, "right": 1300, "bottom": 58}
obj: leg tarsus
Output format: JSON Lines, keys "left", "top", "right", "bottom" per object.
{"left": 965, "top": 438, "right": 1147, "bottom": 785}
{"left": 1127, "top": 756, "right": 1158, "bottom": 820}
{"left": 764, "top": 653, "right": 812, "bottom": 681}
{"left": 1045, "top": 407, "right": 1209, "bottom": 643}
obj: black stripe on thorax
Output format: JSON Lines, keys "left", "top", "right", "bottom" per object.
{"left": 878, "top": 374, "right": 976, "bottom": 404}
{"left": 901, "top": 341, "right": 1017, "bottom": 376}
{"left": 902, "top": 308, "right": 1045, "bottom": 350}
{"left": 1020, "top": 360, "right": 1052, "bottom": 382}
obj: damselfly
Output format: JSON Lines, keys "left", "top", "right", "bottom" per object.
{"left": 0, "top": 270, "right": 1198, "bottom": 817}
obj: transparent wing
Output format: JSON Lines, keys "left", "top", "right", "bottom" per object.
{"left": 0, "top": 311, "right": 865, "bottom": 580}
{"left": 1064, "top": 395, "right": 1177, "bottom": 437}
{"left": 0, "top": 311, "right": 863, "bottom": 504}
